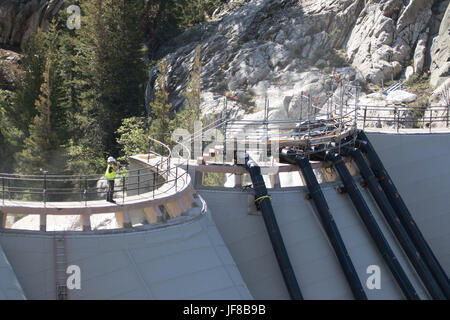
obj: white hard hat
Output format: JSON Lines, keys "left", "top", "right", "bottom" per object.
{"left": 107, "top": 156, "right": 116, "bottom": 163}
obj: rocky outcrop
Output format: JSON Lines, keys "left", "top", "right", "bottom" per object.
{"left": 413, "top": 31, "right": 428, "bottom": 75}
{"left": 0, "top": 0, "right": 64, "bottom": 48}
{"left": 0, "top": 48, "right": 22, "bottom": 90}
{"left": 150, "top": 0, "right": 367, "bottom": 119}
{"left": 430, "top": 1, "right": 450, "bottom": 87}
{"left": 386, "top": 90, "right": 417, "bottom": 104}
{"left": 149, "top": 0, "right": 450, "bottom": 121}
{"left": 2, "top": 0, "right": 448, "bottom": 120}
{"left": 345, "top": 0, "right": 435, "bottom": 84}
{"left": 430, "top": 77, "right": 450, "bottom": 105}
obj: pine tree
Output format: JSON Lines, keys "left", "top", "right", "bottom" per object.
{"left": 16, "top": 59, "right": 63, "bottom": 174}
{"left": 75, "top": 0, "right": 147, "bottom": 156}
{"left": 9, "top": 24, "right": 69, "bottom": 174}
{"left": 178, "top": 44, "right": 203, "bottom": 133}
{"left": 0, "top": 89, "right": 19, "bottom": 173}
{"left": 149, "top": 59, "right": 175, "bottom": 151}
{"left": 10, "top": 30, "right": 47, "bottom": 137}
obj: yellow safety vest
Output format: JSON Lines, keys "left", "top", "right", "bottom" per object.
{"left": 105, "top": 164, "right": 116, "bottom": 180}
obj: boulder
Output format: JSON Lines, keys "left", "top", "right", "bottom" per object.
{"left": 386, "top": 90, "right": 417, "bottom": 104}
{"left": 0, "top": 0, "right": 65, "bottom": 47}
{"left": 413, "top": 31, "right": 429, "bottom": 74}
{"left": 405, "top": 66, "right": 414, "bottom": 81}
{"left": 430, "top": 78, "right": 450, "bottom": 106}
{"left": 430, "top": 2, "right": 450, "bottom": 87}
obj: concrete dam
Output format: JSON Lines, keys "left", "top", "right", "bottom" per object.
{"left": 0, "top": 130, "right": 449, "bottom": 300}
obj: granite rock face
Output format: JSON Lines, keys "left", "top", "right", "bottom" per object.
{"left": 149, "top": 0, "right": 450, "bottom": 120}
{"left": 430, "top": 1, "right": 450, "bottom": 87}
{"left": 0, "top": 0, "right": 64, "bottom": 48}
{"left": 1, "top": 0, "right": 448, "bottom": 120}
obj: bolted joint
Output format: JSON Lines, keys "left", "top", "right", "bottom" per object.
{"left": 337, "top": 185, "right": 347, "bottom": 194}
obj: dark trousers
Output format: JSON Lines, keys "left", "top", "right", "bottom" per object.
{"left": 107, "top": 179, "right": 115, "bottom": 201}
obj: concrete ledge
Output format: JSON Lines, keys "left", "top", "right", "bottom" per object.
{"left": 0, "top": 155, "right": 192, "bottom": 216}
{"left": 0, "top": 195, "right": 208, "bottom": 236}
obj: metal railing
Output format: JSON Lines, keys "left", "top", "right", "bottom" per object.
{"left": 0, "top": 137, "right": 191, "bottom": 206}
{"left": 357, "top": 105, "right": 450, "bottom": 133}
{"left": 206, "top": 103, "right": 358, "bottom": 154}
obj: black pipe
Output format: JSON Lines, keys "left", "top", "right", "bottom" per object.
{"left": 357, "top": 131, "right": 450, "bottom": 298}
{"left": 280, "top": 152, "right": 367, "bottom": 300}
{"left": 346, "top": 147, "right": 446, "bottom": 299}
{"left": 244, "top": 156, "right": 303, "bottom": 300}
{"left": 324, "top": 152, "right": 420, "bottom": 300}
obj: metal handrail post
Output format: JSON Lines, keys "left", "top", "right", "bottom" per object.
{"left": 394, "top": 107, "right": 398, "bottom": 133}
{"left": 137, "top": 169, "right": 140, "bottom": 195}
{"left": 429, "top": 109, "right": 432, "bottom": 133}
{"left": 447, "top": 105, "right": 449, "bottom": 128}
{"left": 363, "top": 107, "right": 367, "bottom": 130}
{"left": 84, "top": 178, "right": 87, "bottom": 207}
{"left": 148, "top": 140, "right": 151, "bottom": 163}
{"left": 175, "top": 165, "right": 178, "bottom": 192}
{"left": 186, "top": 158, "right": 190, "bottom": 183}
{"left": 122, "top": 176, "right": 125, "bottom": 204}
{"left": 43, "top": 172, "right": 47, "bottom": 205}
{"left": 153, "top": 170, "right": 156, "bottom": 198}
{"left": 422, "top": 108, "right": 426, "bottom": 129}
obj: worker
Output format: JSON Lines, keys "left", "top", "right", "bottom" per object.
{"left": 105, "top": 156, "right": 119, "bottom": 203}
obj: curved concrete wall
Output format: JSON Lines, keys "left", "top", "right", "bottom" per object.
{"left": 0, "top": 209, "right": 252, "bottom": 299}
{"left": 0, "top": 243, "right": 25, "bottom": 299}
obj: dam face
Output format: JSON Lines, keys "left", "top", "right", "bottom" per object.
{"left": 365, "top": 133, "right": 450, "bottom": 270}
{"left": 0, "top": 209, "right": 252, "bottom": 300}
{"left": 199, "top": 132, "right": 450, "bottom": 300}
{"left": 0, "top": 132, "right": 449, "bottom": 299}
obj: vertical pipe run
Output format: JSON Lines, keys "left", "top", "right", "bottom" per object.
{"left": 244, "top": 156, "right": 303, "bottom": 300}
{"left": 357, "top": 131, "right": 450, "bottom": 299}
{"left": 292, "top": 154, "right": 367, "bottom": 300}
{"left": 325, "top": 152, "right": 419, "bottom": 300}
{"left": 347, "top": 147, "right": 445, "bottom": 299}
